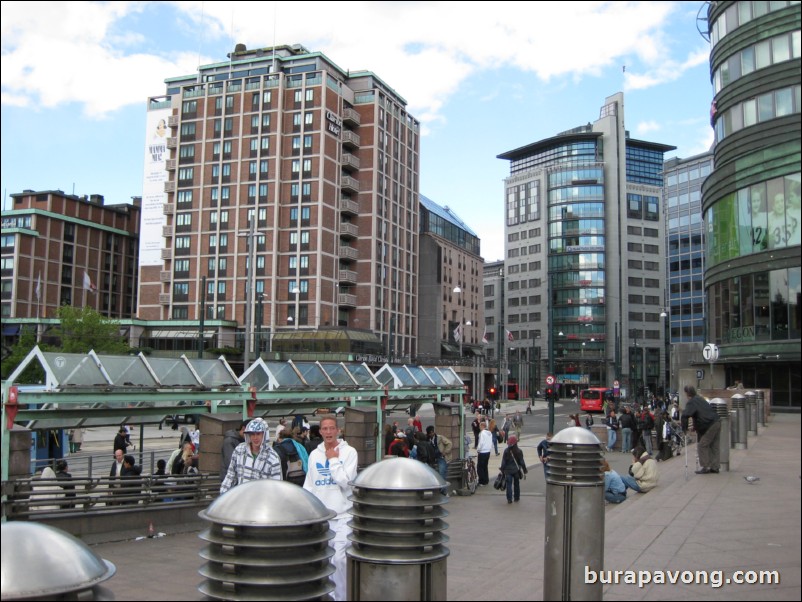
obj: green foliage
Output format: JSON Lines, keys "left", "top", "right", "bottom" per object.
{"left": 207, "top": 346, "right": 243, "bottom": 357}
{"left": 53, "top": 306, "right": 129, "bottom": 355}
{"left": 0, "top": 326, "right": 47, "bottom": 383}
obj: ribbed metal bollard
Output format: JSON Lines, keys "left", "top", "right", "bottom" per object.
{"left": 347, "top": 457, "right": 449, "bottom": 601}
{"left": 1, "top": 522, "right": 116, "bottom": 600}
{"left": 710, "top": 399, "right": 730, "bottom": 472}
{"left": 731, "top": 394, "right": 747, "bottom": 450}
{"left": 543, "top": 427, "right": 605, "bottom": 601}
{"left": 729, "top": 409, "right": 738, "bottom": 449}
{"left": 198, "top": 480, "right": 336, "bottom": 600}
{"left": 756, "top": 390, "right": 767, "bottom": 426}
{"left": 744, "top": 391, "right": 757, "bottom": 436}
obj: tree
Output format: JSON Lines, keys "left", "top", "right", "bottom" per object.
{"left": 0, "top": 326, "right": 46, "bottom": 382}
{"left": 53, "top": 306, "right": 129, "bottom": 354}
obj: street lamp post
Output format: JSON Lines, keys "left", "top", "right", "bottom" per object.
{"left": 453, "top": 286, "right": 464, "bottom": 357}
{"left": 547, "top": 273, "right": 555, "bottom": 433}
{"left": 291, "top": 284, "right": 300, "bottom": 330}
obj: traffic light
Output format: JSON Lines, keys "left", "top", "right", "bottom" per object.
{"left": 488, "top": 387, "right": 498, "bottom": 401}
{"left": 545, "top": 387, "right": 554, "bottom": 400}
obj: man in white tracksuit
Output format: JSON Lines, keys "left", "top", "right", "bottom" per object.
{"left": 303, "top": 415, "right": 357, "bottom": 601}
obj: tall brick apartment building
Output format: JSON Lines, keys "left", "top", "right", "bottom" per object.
{"left": 137, "top": 44, "right": 420, "bottom": 366}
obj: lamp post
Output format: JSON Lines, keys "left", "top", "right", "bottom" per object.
{"left": 547, "top": 273, "right": 555, "bottom": 433}
{"left": 238, "top": 221, "right": 263, "bottom": 371}
{"left": 496, "top": 268, "right": 505, "bottom": 419}
{"left": 453, "top": 286, "right": 464, "bottom": 357}
{"left": 198, "top": 275, "right": 206, "bottom": 359}
{"left": 291, "top": 284, "right": 300, "bottom": 330}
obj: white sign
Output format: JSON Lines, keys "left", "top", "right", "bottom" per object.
{"left": 545, "top": 375, "right": 556, "bottom": 386}
{"left": 702, "top": 343, "right": 719, "bottom": 362}
{"left": 139, "top": 108, "right": 171, "bottom": 267}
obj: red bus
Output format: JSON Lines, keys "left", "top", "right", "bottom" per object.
{"left": 506, "top": 382, "right": 519, "bottom": 400}
{"left": 579, "top": 387, "right": 612, "bottom": 412}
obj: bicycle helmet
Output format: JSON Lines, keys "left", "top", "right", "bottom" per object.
{"left": 244, "top": 418, "right": 268, "bottom": 434}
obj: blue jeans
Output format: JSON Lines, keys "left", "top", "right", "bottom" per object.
{"left": 607, "top": 429, "right": 617, "bottom": 451}
{"left": 605, "top": 489, "right": 626, "bottom": 503}
{"left": 492, "top": 433, "right": 498, "bottom": 454}
{"left": 437, "top": 457, "right": 448, "bottom": 494}
{"left": 621, "top": 428, "right": 632, "bottom": 453}
{"left": 505, "top": 473, "right": 521, "bottom": 502}
{"left": 620, "top": 474, "right": 641, "bottom": 493}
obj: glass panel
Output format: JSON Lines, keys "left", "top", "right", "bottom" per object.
{"left": 42, "top": 352, "right": 109, "bottom": 386}
{"left": 263, "top": 362, "right": 306, "bottom": 387}
{"left": 348, "top": 364, "right": 381, "bottom": 386}
{"left": 146, "top": 357, "right": 202, "bottom": 386}
{"left": 295, "top": 362, "right": 331, "bottom": 386}
{"left": 99, "top": 356, "right": 159, "bottom": 387}
{"left": 319, "top": 363, "right": 355, "bottom": 386}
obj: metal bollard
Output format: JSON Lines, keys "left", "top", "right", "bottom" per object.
{"left": 710, "top": 399, "right": 730, "bottom": 472}
{"left": 198, "top": 480, "right": 336, "bottom": 600}
{"left": 729, "top": 409, "right": 738, "bottom": 449}
{"left": 543, "top": 427, "right": 605, "bottom": 601}
{"left": 756, "top": 390, "right": 767, "bottom": 426}
{"left": 744, "top": 391, "right": 757, "bottom": 436}
{"left": 347, "top": 457, "right": 449, "bottom": 601}
{"left": 731, "top": 394, "right": 747, "bottom": 450}
{"left": 1, "top": 522, "right": 116, "bottom": 601}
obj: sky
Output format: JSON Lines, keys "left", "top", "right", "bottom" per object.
{"left": 0, "top": 1, "right": 714, "bottom": 262}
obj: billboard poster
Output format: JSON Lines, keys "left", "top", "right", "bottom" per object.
{"left": 139, "top": 108, "right": 171, "bottom": 267}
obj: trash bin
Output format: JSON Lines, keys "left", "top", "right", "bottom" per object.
{"left": 198, "top": 479, "right": 336, "bottom": 600}
{"left": 347, "top": 457, "right": 449, "bottom": 601}
{"left": 1, "top": 522, "right": 116, "bottom": 600}
{"left": 543, "top": 427, "right": 605, "bottom": 601}
{"left": 710, "top": 399, "right": 729, "bottom": 472}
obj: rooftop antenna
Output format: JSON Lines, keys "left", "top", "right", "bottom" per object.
{"left": 196, "top": 1, "right": 205, "bottom": 82}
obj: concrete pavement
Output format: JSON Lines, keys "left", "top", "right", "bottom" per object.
{"left": 79, "top": 408, "right": 800, "bottom": 600}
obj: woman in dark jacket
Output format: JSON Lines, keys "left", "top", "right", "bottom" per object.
{"left": 499, "top": 435, "right": 527, "bottom": 504}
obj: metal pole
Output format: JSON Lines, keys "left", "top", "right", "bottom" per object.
{"left": 548, "top": 274, "right": 555, "bottom": 434}
{"left": 198, "top": 275, "right": 206, "bottom": 359}
{"left": 243, "top": 219, "right": 256, "bottom": 370}
{"left": 256, "top": 294, "right": 263, "bottom": 361}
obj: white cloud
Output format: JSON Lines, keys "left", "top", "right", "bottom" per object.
{"left": 1, "top": 1, "right": 693, "bottom": 123}
{"left": 636, "top": 120, "right": 662, "bottom": 135}
{"left": 624, "top": 46, "right": 709, "bottom": 91}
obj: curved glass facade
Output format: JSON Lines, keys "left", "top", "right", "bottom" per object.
{"left": 704, "top": 1, "right": 800, "bottom": 408}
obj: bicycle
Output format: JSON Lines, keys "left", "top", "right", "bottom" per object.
{"left": 462, "top": 453, "right": 478, "bottom": 495}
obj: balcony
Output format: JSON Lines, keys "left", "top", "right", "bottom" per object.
{"left": 342, "top": 130, "right": 360, "bottom": 148}
{"left": 164, "top": 181, "right": 176, "bottom": 193}
{"left": 161, "top": 248, "right": 172, "bottom": 260}
{"left": 162, "top": 203, "right": 174, "bottom": 215}
{"left": 160, "top": 271, "right": 171, "bottom": 282}
{"left": 341, "top": 175, "right": 360, "bottom": 193}
{"left": 339, "top": 222, "right": 359, "bottom": 238}
{"left": 167, "top": 115, "right": 179, "bottom": 127}
{"left": 166, "top": 137, "right": 177, "bottom": 149}
{"left": 338, "top": 293, "right": 357, "bottom": 307}
{"left": 166, "top": 159, "right": 177, "bottom": 171}
{"left": 158, "top": 293, "right": 171, "bottom": 304}
{"left": 342, "top": 153, "right": 360, "bottom": 171}
{"left": 339, "top": 245, "right": 358, "bottom": 261}
{"left": 343, "top": 107, "right": 360, "bottom": 126}
{"left": 339, "top": 269, "right": 358, "bottom": 284}
{"left": 340, "top": 197, "right": 359, "bottom": 215}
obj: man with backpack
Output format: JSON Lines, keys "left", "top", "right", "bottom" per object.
{"left": 273, "top": 428, "right": 309, "bottom": 486}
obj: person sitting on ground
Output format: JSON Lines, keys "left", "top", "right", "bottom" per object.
{"left": 602, "top": 459, "right": 626, "bottom": 504}
{"left": 620, "top": 447, "right": 659, "bottom": 493}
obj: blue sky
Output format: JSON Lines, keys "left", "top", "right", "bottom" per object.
{"left": 1, "top": 1, "right": 714, "bottom": 261}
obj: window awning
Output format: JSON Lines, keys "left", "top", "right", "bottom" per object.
{"left": 441, "top": 343, "right": 459, "bottom": 353}
{"left": 2, "top": 325, "right": 20, "bottom": 336}
{"left": 148, "top": 330, "right": 215, "bottom": 339}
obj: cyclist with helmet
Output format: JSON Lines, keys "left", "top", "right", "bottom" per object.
{"left": 220, "top": 417, "right": 282, "bottom": 494}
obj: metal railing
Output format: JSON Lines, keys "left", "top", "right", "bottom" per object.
{"left": 2, "top": 472, "right": 220, "bottom": 520}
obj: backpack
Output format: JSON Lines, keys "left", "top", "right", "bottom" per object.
{"left": 275, "top": 440, "right": 306, "bottom": 486}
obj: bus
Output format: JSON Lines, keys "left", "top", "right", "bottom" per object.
{"left": 579, "top": 387, "right": 613, "bottom": 413}
{"left": 506, "top": 381, "right": 519, "bottom": 400}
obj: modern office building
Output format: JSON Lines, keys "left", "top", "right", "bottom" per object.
{"left": 138, "top": 44, "right": 420, "bottom": 367}
{"left": 1, "top": 190, "right": 140, "bottom": 341}
{"left": 701, "top": 1, "right": 800, "bottom": 408}
{"left": 418, "top": 195, "right": 483, "bottom": 395}
{"left": 497, "top": 92, "right": 675, "bottom": 400}
{"left": 663, "top": 151, "right": 713, "bottom": 391}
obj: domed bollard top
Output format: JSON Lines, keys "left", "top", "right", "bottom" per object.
{"left": 1, "top": 522, "right": 116, "bottom": 601}
{"left": 347, "top": 458, "right": 450, "bottom": 600}
{"left": 546, "top": 426, "right": 605, "bottom": 486}
{"left": 198, "top": 479, "right": 336, "bottom": 601}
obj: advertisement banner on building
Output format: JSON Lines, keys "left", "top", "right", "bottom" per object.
{"left": 139, "top": 108, "right": 171, "bottom": 267}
